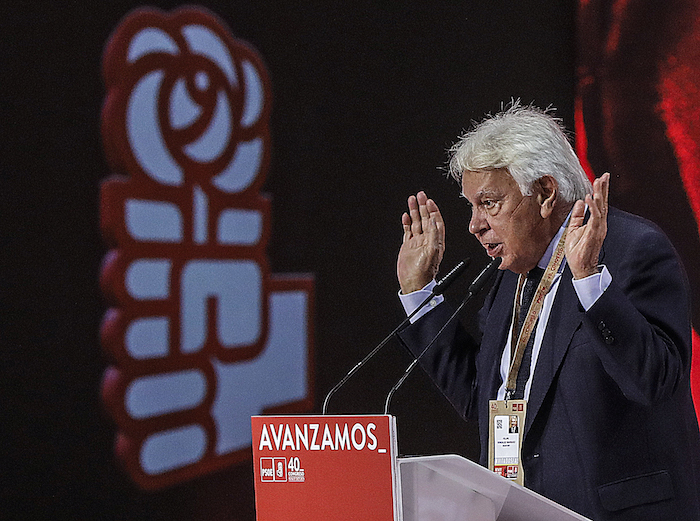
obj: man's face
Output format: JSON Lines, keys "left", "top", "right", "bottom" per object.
{"left": 461, "top": 169, "right": 551, "bottom": 274}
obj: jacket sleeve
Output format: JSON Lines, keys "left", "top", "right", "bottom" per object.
{"left": 397, "top": 303, "right": 479, "bottom": 419}
{"left": 584, "top": 222, "right": 692, "bottom": 405}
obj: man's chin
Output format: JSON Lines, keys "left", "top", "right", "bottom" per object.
{"left": 488, "top": 250, "right": 508, "bottom": 268}
{"left": 494, "top": 255, "right": 531, "bottom": 275}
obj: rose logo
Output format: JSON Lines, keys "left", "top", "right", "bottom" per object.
{"left": 99, "top": 7, "right": 313, "bottom": 490}
{"left": 103, "top": 6, "right": 269, "bottom": 193}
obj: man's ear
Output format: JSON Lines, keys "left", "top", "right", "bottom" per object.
{"left": 536, "top": 175, "right": 558, "bottom": 218}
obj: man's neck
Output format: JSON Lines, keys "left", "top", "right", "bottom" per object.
{"left": 537, "top": 204, "right": 574, "bottom": 269}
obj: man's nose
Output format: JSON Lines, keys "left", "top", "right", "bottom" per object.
{"left": 469, "top": 207, "right": 488, "bottom": 235}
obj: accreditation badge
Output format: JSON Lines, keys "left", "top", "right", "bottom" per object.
{"left": 488, "top": 399, "right": 526, "bottom": 486}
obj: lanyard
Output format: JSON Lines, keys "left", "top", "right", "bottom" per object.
{"left": 504, "top": 227, "right": 568, "bottom": 399}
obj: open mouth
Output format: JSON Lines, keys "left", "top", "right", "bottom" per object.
{"left": 484, "top": 243, "right": 502, "bottom": 256}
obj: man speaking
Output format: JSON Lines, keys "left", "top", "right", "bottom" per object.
{"left": 396, "top": 103, "right": 700, "bottom": 520}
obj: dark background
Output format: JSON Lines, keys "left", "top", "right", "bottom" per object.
{"left": 2, "top": 2, "right": 577, "bottom": 519}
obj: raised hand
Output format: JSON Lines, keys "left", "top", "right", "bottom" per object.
{"left": 397, "top": 191, "right": 445, "bottom": 293}
{"left": 566, "top": 172, "right": 610, "bottom": 279}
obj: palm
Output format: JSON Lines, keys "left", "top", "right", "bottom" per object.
{"left": 397, "top": 191, "right": 445, "bottom": 293}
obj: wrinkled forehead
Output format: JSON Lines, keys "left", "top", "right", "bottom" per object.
{"left": 459, "top": 168, "right": 523, "bottom": 201}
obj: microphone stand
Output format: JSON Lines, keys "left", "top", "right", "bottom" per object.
{"left": 321, "top": 258, "right": 470, "bottom": 414}
{"left": 384, "top": 257, "right": 502, "bottom": 415}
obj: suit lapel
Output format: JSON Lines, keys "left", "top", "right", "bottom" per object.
{"left": 481, "top": 270, "right": 517, "bottom": 396}
{"left": 477, "top": 271, "right": 517, "bottom": 454}
{"left": 524, "top": 265, "right": 584, "bottom": 433}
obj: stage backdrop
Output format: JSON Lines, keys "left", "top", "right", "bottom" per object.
{"left": 575, "top": 0, "right": 700, "bottom": 411}
{"left": 3, "top": 1, "right": 699, "bottom": 520}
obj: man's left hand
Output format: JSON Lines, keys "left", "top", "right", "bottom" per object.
{"left": 566, "top": 172, "right": 610, "bottom": 280}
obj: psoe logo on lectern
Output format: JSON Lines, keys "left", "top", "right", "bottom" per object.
{"left": 260, "top": 458, "right": 287, "bottom": 482}
{"left": 99, "top": 6, "right": 313, "bottom": 490}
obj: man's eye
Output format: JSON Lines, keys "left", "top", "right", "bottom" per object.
{"left": 483, "top": 200, "right": 495, "bottom": 209}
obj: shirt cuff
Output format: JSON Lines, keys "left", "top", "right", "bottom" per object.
{"left": 572, "top": 265, "right": 612, "bottom": 311}
{"left": 398, "top": 279, "right": 444, "bottom": 323}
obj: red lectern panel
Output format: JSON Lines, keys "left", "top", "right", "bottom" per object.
{"left": 251, "top": 415, "right": 399, "bottom": 521}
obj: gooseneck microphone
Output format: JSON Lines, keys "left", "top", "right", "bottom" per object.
{"left": 432, "top": 257, "right": 471, "bottom": 295}
{"left": 321, "top": 258, "right": 471, "bottom": 414}
{"left": 383, "top": 257, "right": 502, "bottom": 415}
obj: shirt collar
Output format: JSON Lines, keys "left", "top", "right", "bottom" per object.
{"left": 536, "top": 209, "right": 573, "bottom": 271}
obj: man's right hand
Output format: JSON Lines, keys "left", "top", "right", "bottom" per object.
{"left": 397, "top": 191, "right": 445, "bottom": 294}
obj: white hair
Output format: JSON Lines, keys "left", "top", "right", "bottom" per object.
{"left": 448, "top": 102, "right": 592, "bottom": 202}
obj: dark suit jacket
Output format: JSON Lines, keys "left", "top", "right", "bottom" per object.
{"left": 398, "top": 207, "right": 700, "bottom": 520}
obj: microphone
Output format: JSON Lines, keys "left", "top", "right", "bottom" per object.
{"left": 383, "top": 257, "right": 502, "bottom": 415}
{"left": 433, "top": 257, "right": 471, "bottom": 295}
{"left": 467, "top": 255, "right": 503, "bottom": 295}
{"left": 321, "top": 258, "right": 471, "bottom": 414}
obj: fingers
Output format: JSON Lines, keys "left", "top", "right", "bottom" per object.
{"left": 595, "top": 172, "right": 610, "bottom": 213}
{"left": 427, "top": 197, "right": 445, "bottom": 247}
{"left": 416, "top": 191, "right": 431, "bottom": 238}
{"left": 586, "top": 172, "right": 610, "bottom": 229}
{"left": 402, "top": 212, "right": 411, "bottom": 242}
{"left": 568, "top": 199, "right": 586, "bottom": 230}
{"left": 426, "top": 197, "right": 443, "bottom": 223}
{"left": 407, "top": 195, "right": 421, "bottom": 236}
{"left": 405, "top": 191, "right": 440, "bottom": 237}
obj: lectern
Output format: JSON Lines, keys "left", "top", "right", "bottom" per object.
{"left": 251, "top": 415, "right": 591, "bottom": 521}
